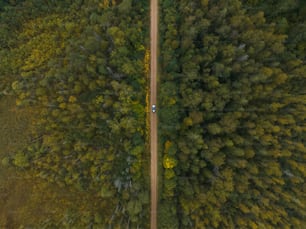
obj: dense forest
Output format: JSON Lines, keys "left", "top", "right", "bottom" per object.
{"left": 158, "top": 0, "right": 306, "bottom": 228}
{"left": 0, "top": 0, "right": 150, "bottom": 228}
{"left": 0, "top": 0, "right": 305, "bottom": 228}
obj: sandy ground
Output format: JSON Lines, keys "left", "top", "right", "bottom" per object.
{"left": 150, "top": 0, "right": 158, "bottom": 228}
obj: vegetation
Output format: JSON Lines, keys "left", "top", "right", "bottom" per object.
{"left": 158, "top": 0, "right": 306, "bottom": 228}
{"left": 0, "top": 0, "right": 149, "bottom": 228}
{"left": 1, "top": 0, "right": 305, "bottom": 228}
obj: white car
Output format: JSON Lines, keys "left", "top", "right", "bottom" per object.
{"left": 152, "top": 104, "right": 156, "bottom": 113}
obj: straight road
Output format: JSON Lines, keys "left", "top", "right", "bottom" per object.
{"left": 150, "top": 0, "right": 158, "bottom": 228}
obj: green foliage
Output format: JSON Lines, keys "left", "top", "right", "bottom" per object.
{"left": 159, "top": 0, "right": 306, "bottom": 227}
{"left": 13, "top": 151, "right": 30, "bottom": 168}
{"left": 0, "top": 0, "right": 150, "bottom": 227}
{"left": 158, "top": 201, "right": 179, "bottom": 229}
{"left": 1, "top": 0, "right": 305, "bottom": 228}
{"left": 244, "top": 0, "right": 306, "bottom": 60}
{"left": 1, "top": 156, "right": 10, "bottom": 167}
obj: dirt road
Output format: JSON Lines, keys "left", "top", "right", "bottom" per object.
{"left": 150, "top": 0, "right": 158, "bottom": 228}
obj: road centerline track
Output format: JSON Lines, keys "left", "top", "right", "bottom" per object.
{"left": 150, "top": 0, "right": 158, "bottom": 228}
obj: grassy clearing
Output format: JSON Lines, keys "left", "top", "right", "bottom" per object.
{"left": 0, "top": 96, "right": 68, "bottom": 227}
{"left": 0, "top": 95, "right": 35, "bottom": 227}
{"left": 0, "top": 96, "right": 107, "bottom": 227}
{"left": 0, "top": 96, "right": 34, "bottom": 156}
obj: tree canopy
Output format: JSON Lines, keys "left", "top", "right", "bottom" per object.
{"left": 0, "top": 0, "right": 150, "bottom": 227}
{"left": 159, "top": 0, "right": 306, "bottom": 228}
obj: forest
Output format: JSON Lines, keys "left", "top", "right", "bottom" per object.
{"left": 158, "top": 0, "right": 306, "bottom": 228}
{"left": 0, "top": 0, "right": 305, "bottom": 228}
{"left": 0, "top": 0, "right": 150, "bottom": 228}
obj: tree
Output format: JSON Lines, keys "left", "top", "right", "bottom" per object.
{"left": 13, "top": 151, "right": 30, "bottom": 168}
{"left": 159, "top": 0, "right": 306, "bottom": 227}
